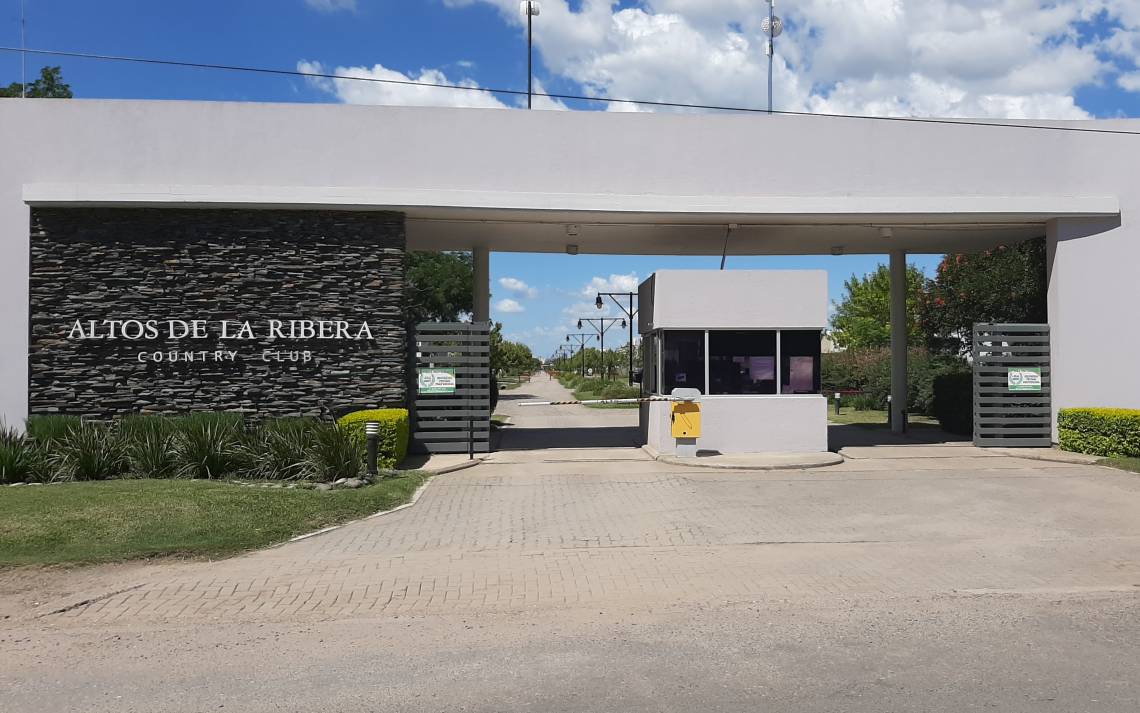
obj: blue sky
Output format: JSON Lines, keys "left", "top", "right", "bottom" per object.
{"left": 4, "top": 0, "right": 1139, "bottom": 357}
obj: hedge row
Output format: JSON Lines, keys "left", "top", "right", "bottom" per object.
{"left": 1058, "top": 408, "right": 1140, "bottom": 458}
{"left": 337, "top": 408, "right": 410, "bottom": 469}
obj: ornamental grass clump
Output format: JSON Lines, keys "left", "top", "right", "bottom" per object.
{"left": 304, "top": 424, "right": 363, "bottom": 483}
{"left": 0, "top": 426, "right": 48, "bottom": 484}
{"left": 173, "top": 413, "right": 250, "bottom": 480}
{"left": 55, "top": 421, "right": 128, "bottom": 481}
{"left": 248, "top": 418, "right": 317, "bottom": 481}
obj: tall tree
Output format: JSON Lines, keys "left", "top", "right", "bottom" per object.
{"left": 921, "top": 238, "right": 1047, "bottom": 354}
{"left": 1, "top": 66, "right": 72, "bottom": 98}
{"left": 830, "top": 264, "right": 926, "bottom": 349}
{"left": 405, "top": 251, "right": 473, "bottom": 323}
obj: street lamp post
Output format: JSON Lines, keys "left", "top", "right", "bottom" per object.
{"left": 596, "top": 292, "right": 639, "bottom": 384}
{"left": 566, "top": 333, "right": 594, "bottom": 377}
{"left": 761, "top": 0, "right": 783, "bottom": 114}
{"left": 578, "top": 317, "right": 625, "bottom": 381}
{"left": 520, "top": 1, "right": 541, "bottom": 110}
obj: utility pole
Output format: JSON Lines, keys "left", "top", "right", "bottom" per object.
{"left": 762, "top": 1, "right": 783, "bottom": 114}
{"left": 20, "top": 0, "right": 27, "bottom": 98}
{"left": 520, "top": 1, "right": 540, "bottom": 109}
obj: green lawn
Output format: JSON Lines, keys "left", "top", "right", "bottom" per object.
{"left": 828, "top": 409, "right": 940, "bottom": 427}
{"left": 0, "top": 474, "right": 427, "bottom": 567}
{"left": 1099, "top": 456, "right": 1140, "bottom": 474}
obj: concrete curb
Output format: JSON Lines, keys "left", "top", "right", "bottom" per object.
{"left": 987, "top": 448, "right": 1101, "bottom": 465}
{"left": 656, "top": 451, "right": 844, "bottom": 470}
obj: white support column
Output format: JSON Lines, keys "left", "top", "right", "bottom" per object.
{"left": 890, "top": 249, "right": 908, "bottom": 434}
{"left": 473, "top": 245, "right": 490, "bottom": 324}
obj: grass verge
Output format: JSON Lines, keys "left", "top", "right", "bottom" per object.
{"left": 0, "top": 474, "right": 428, "bottom": 567}
{"left": 1098, "top": 456, "right": 1140, "bottom": 474}
{"left": 827, "top": 409, "right": 940, "bottom": 427}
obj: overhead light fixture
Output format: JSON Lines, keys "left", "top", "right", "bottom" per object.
{"left": 566, "top": 244, "right": 579, "bottom": 255}
{"left": 566, "top": 224, "right": 580, "bottom": 236}
{"left": 879, "top": 227, "right": 894, "bottom": 239}
{"left": 577, "top": 319, "right": 583, "bottom": 329}
{"left": 831, "top": 246, "right": 844, "bottom": 256}
{"left": 595, "top": 295, "right": 604, "bottom": 309}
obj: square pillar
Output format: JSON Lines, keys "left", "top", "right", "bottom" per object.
{"left": 890, "top": 249, "right": 908, "bottom": 434}
{"left": 473, "top": 245, "right": 490, "bottom": 323}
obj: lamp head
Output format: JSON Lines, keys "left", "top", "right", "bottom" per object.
{"left": 595, "top": 295, "right": 604, "bottom": 309}
{"left": 621, "top": 319, "right": 627, "bottom": 328}
{"left": 577, "top": 319, "right": 583, "bottom": 329}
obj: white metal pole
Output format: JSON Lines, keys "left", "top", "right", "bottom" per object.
{"left": 767, "top": 0, "right": 774, "bottom": 114}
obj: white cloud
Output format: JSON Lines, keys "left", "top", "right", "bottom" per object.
{"left": 498, "top": 277, "right": 539, "bottom": 298}
{"left": 442, "top": 0, "right": 1133, "bottom": 119}
{"left": 304, "top": 0, "right": 356, "bottom": 12}
{"left": 495, "top": 298, "right": 526, "bottom": 313}
{"left": 1120, "top": 72, "right": 1140, "bottom": 93}
{"left": 297, "top": 60, "right": 511, "bottom": 109}
{"left": 581, "top": 273, "right": 640, "bottom": 297}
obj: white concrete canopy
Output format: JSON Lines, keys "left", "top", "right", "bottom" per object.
{"left": 1, "top": 99, "right": 1138, "bottom": 433}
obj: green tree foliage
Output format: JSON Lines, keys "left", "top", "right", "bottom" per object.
{"left": 921, "top": 238, "right": 1047, "bottom": 354}
{"left": 405, "top": 251, "right": 472, "bottom": 323}
{"left": 489, "top": 322, "right": 538, "bottom": 375}
{"left": 830, "top": 264, "right": 926, "bottom": 349}
{"left": 1, "top": 66, "right": 72, "bottom": 98}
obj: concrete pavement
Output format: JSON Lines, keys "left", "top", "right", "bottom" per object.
{"left": 3, "top": 375, "right": 1140, "bottom": 711}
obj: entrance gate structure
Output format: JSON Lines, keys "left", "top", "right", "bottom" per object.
{"left": 409, "top": 322, "right": 491, "bottom": 455}
{"left": 972, "top": 323, "right": 1052, "bottom": 447}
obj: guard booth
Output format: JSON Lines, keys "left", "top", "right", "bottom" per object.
{"left": 637, "top": 270, "right": 829, "bottom": 455}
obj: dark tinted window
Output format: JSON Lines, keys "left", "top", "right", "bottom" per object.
{"left": 709, "top": 331, "right": 777, "bottom": 395}
{"left": 661, "top": 331, "right": 705, "bottom": 394}
{"left": 780, "top": 330, "right": 822, "bottom": 394}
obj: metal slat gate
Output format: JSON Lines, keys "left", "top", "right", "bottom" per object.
{"left": 410, "top": 322, "right": 491, "bottom": 455}
{"left": 973, "top": 323, "right": 1052, "bottom": 447}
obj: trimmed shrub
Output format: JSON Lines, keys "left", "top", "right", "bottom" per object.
{"left": 599, "top": 381, "right": 640, "bottom": 400}
{"left": 337, "top": 409, "right": 409, "bottom": 469}
{"left": 1059, "top": 408, "right": 1140, "bottom": 458}
{"left": 822, "top": 348, "right": 968, "bottom": 416}
{"left": 304, "top": 423, "right": 363, "bottom": 482}
{"left": 932, "top": 372, "right": 973, "bottom": 436}
{"left": 55, "top": 421, "right": 128, "bottom": 481}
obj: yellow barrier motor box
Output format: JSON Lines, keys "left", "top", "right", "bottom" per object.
{"left": 671, "top": 401, "right": 701, "bottom": 438}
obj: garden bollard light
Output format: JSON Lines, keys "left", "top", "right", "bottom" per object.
{"left": 365, "top": 421, "right": 379, "bottom": 479}
{"left": 834, "top": 392, "right": 841, "bottom": 415}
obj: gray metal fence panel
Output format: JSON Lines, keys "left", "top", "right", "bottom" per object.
{"left": 409, "top": 322, "right": 491, "bottom": 455}
{"left": 972, "top": 323, "right": 1052, "bottom": 447}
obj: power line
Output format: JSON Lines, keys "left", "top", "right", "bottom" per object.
{"left": 3, "top": 46, "right": 1140, "bottom": 137}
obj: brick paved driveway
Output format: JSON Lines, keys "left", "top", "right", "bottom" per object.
{"left": 17, "top": 377, "right": 1140, "bottom": 627}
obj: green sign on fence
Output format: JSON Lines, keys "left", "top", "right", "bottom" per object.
{"left": 417, "top": 368, "right": 457, "bottom": 395}
{"left": 1007, "top": 367, "right": 1042, "bottom": 392}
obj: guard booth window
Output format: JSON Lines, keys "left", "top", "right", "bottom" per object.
{"left": 709, "top": 331, "right": 777, "bottom": 395}
{"left": 661, "top": 330, "right": 705, "bottom": 394}
{"left": 780, "top": 329, "right": 822, "bottom": 394}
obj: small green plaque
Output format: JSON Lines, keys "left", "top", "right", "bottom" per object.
{"left": 417, "top": 368, "right": 457, "bottom": 395}
{"left": 1007, "top": 367, "right": 1042, "bottom": 392}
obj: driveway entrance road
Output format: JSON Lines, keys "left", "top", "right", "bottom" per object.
{"left": 5, "top": 376, "right": 1139, "bottom": 627}
{"left": 4, "top": 375, "right": 1140, "bottom": 711}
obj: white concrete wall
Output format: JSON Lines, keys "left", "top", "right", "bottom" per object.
{"left": 2, "top": 100, "right": 1140, "bottom": 429}
{"left": 644, "top": 396, "right": 828, "bottom": 455}
{"left": 641, "top": 270, "right": 827, "bottom": 331}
